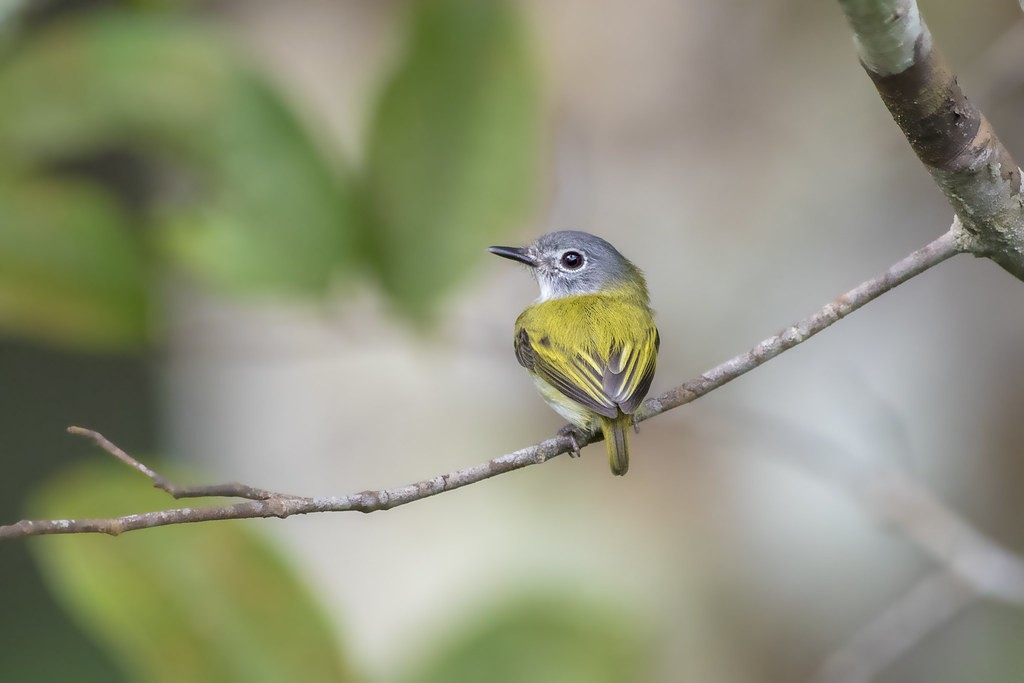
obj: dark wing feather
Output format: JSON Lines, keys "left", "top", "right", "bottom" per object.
{"left": 602, "top": 325, "right": 659, "bottom": 414}
{"left": 514, "top": 309, "right": 658, "bottom": 420}
{"left": 514, "top": 326, "right": 535, "bottom": 370}
{"left": 533, "top": 352, "right": 619, "bottom": 418}
{"left": 515, "top": 324, "right": 617, "bottom": 418}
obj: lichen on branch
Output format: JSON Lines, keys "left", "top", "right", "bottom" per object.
{"left": 838, "top": 0, "right": 1024, "bottom": 281}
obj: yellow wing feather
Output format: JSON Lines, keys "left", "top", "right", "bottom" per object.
{"left": 513, "top": 292, "right": 659, "bottom": 419}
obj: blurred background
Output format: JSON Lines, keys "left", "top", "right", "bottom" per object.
{"left": 3, "top": 0, "right": 1024, "bottom": 681}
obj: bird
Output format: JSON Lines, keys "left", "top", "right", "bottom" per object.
{"left": 489, "top": 230, "right": 659, "bottom": 475}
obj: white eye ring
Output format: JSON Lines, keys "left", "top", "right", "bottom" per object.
{"left": 559, "top": 250, "right": 585, "bottom": 270}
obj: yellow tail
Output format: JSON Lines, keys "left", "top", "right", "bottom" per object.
{"left": 601, "top": 416, "right": 631, "bottom": 476}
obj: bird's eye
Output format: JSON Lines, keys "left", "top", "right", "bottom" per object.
{"left": 560, "top": 250, "right": 584, "bottom": 270}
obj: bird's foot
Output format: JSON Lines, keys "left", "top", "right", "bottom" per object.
{"left": 557, "top": 424, "right": 588, "bottom": 458}
{"left": 632, "top": 414, "right": 641, "bottom": 435}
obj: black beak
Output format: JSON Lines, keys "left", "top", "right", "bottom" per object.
{"left": 488, "top": 245, "right": 537, "bottom": 267}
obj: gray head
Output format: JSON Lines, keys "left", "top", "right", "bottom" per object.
{"left": 489, "top": 230, "right": 646, "bottom": 301}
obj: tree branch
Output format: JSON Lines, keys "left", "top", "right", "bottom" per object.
{"left": 837, "top": 0, "right": 1024, "bottom": 280}
{"left": 3, "top": 6, "right": 1017, "bottom": 683}
{"left": 65, "top": 427, "right": 291, "bottom": 501}
{"left": 807, "top": 3, "right": 1024, "bottom": 676}
{"left": 788, "top": 435, "right": 1024, "bottom": 681}
{"left": 0, "top": 230, "right": 959, "bottom": 540}
{"left": 637, "top": 229, "right": 958, "bottom": 418}
{"left": 809, "top": 570, "right": 976, "bottom": 683}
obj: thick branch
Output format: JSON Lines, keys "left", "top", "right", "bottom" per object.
{"left": 837, "top": 0, "right": 1024, "bottom": 280}
{"left": 0, "top": 231, "right": 959, "bottom": 540}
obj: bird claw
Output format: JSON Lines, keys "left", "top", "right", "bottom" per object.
{"left": 632, "top": 414, "right": 641, "bottom": 435}
{"left": 557, "top": 424, "right": 586, "bottom": 458}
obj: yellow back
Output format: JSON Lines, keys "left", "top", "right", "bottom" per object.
{"left": 517, "top": 290, "right": 653, "bottom": 355}
{"left": 514, "top": 287, "right": 659, "bottom": 419}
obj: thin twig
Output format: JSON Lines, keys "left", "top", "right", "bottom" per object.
{"left": 789, "top": 436, "right": 1024, "bottom": 682}
{"left": 809, "top": 569, "right": 975, "bottom": 683}
{"left": 637, "top": 229, "right": 959, "bottom": 418}
{"left": 774, "top": 426, "right": 1024, "bottom": 607}
{"left": 0, "top": 230, "right": 960, "bottom": 540}
{"left": 860, "top": 463, "right": 1024, "bottom": 605}
{"left": 811, "top": 2, "right": 1024, "bottom": 677}
{"left": 796, "top": 443, "right": 1024, "bottom": 682}
{"left": 65, "top": 427, "right": 295, "bottom": 501}
{"left": 0, "top": 435, "right": 569, "bottom": 538}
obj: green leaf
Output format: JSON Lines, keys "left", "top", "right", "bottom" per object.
{"left": 0, "top": 13, "right": 357, "bottom": 295}
{"left": 365, "top": 0, "right": 541, "bottom": 317}
{"left": 29, "top": 459, "right": 356, "bottom": 683}
{"left": 0, "top": 17, "right": 234, "bottom": 162}
{"left": 0, "top": 177, "right": 148, "bottom": 350}
{"left": 403, "top": 595, "right": 651, "bottom": 683}
{"left": 159, "top": 74, "right": 358, "bottom": 293}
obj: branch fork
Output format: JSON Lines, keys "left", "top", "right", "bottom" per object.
{"left": 5, "top": 2, "right": 1024, "bottom": 681}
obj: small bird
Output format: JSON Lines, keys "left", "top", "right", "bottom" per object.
{"left": 489, "top": 231, "right": 659, "bottom": 476}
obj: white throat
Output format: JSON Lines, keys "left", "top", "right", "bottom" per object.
{"left": 536, "top": 277, "right": 556, "bottom": 302}
{"left": 535, "top": 276, "right": 572, "bottom": 303}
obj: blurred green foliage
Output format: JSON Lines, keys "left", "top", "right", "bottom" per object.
{"left": 3, "top": 1, "right": 564, "bottom": 680}
{"left": 0, "top": 178, "right": 147, "bottom": 349}
{"left": 0, "top": 0, "right": 541, "bottom": 348}
{"left": 0, "top": 342, "right": 155, "bottom": 683}
{"left": 365, "top": 0, "right": 540, "bottom": 318}
{"left": 30, "top": 459, "right": 357, "bottom": 683}
{"left": 29, "top": 459, "right": 653, "bottom": 683}
{"left": 403, "top": 595, "right": 651, "bottom": 683}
